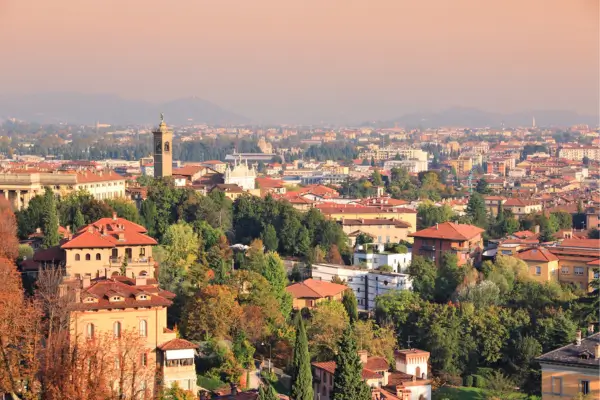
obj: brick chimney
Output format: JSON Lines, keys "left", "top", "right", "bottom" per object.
{"left": 595, "top": 344, "right": 600, "bottom": 359}
{"left": 588, "top": 323, "right": 595, "bottom": 335}
{"left": 575, "top": 330, "right": 582, "bottom": 346}
{"left": 82, "top": 276, "right": 91, "bottom": 289}
{"left": 112, "top": 212, "right": 118, "bottom": 221}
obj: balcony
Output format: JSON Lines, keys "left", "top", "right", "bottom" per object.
{"left": 106, "top": 256, "right": 153, "bottom": 267}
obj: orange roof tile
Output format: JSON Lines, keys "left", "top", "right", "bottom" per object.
{"left": 408, "top": 222, "right": 484, "bottom": 241}
{"left": 286, "top": 279, "right": 348, "bottom": 299}
{"left": 516, "top": 247, "right": 559, "bottom": 262}
{"left": 158, "top": 338, "right": 198, "bottom": 351}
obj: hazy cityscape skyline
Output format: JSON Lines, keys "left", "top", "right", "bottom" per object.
{"left": 1, "top": 0, "right": 598, "bottom": 124}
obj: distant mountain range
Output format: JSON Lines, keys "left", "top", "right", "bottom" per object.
{"left": 0, "top": 92, "right": 250, "bottom": 125}
{"left": 383, "top": 107, "right": 598, "bottom": 129}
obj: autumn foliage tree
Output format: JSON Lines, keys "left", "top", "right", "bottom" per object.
{"left": 183, "top": 284, "right": 242, "bottom": 340}
{"left": 0, "top": 197, "right": 19, "bottom": 260}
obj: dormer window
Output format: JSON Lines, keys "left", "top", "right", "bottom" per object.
{"left": 110, "top": 296, "right": 124, "bottom": 302}
{"left": 83, "top": 297, "right": 97, "bottom": 303}
{"left": 136, "top": 294, "right": 149, "bottom": 301}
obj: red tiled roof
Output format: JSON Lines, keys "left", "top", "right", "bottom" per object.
{"left": 76, "top": 170, "right": 125, "bottom": 183}
{"left": 504, "top": 198, "right": 540, "bottom": 207}
{"left": 558, "top": 239, "right": 600, "bottom": 250}
{"left": 364, "top": 356, "right": 389, "bottom": 371}
{"left": 341, "top": 218, "right": 411, "bottom": 228}
{"left": 286, "top": 279, "right": 348, "bottom": 299}
{"left": 158, "top": 338, "right": 198, "bottom": 351}
{"left": 69, "top": 278, "right": 174, "bottom": 311}
{"left": 312, "top": 361, "right": 383, "bottom": 381}
{"left": 516, "top": 247, "right": 559, "bottom": 262}
{"left": 512, "top": 230, "right": 537, "bottom": 239}
{"left": 62, "top": 216, "right": 156, "bottom": 249}
{"left": 317, "top": 205, "right": 417, "bottom": 215}
{"left": 408, "top": 222, "right": 484, "bottom": 241}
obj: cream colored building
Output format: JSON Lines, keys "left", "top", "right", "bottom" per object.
{"left": 61, "top": 214, "right": 157, "bottom": 279}
{"left": 224, "top": 159, "right": 257, "bottom": 191}
{"left": 0, "top": 170, "right": 126, "bottom": 210}
{"left": 68, "top": 275, "right": 198, "bottom": 396}
{"left": 558, "top": 145, "right": 600, "bottom": 161}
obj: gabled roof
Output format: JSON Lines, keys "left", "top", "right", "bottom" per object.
{"left": 516, "top": 247, "right": 559, "bottom": 262}
{"left": 504, "top": 198, "right": 540, "bottom": 207}
{"left": 408, "top": 222, "right": 484, "bottom": 241}
{"left": 285, "top": 278, "right": 348, "bottom": 299}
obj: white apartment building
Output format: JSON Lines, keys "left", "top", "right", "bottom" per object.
{"left": 383, "top": 159, "right": 428, "bottom": 173}
{"left": 353, "top": 247, "right": 412, "bottom": 273}
{"left": 558, "top": 145, "right": 600, "bottom": 161}
{"left": 311, "top": 263, "right": 413, "bottom": 311}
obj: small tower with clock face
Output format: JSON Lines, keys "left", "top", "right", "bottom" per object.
{"left": 153, "top": 114, "right": 173, "bottom": 178}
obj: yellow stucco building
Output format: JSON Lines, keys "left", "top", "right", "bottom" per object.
{"left": 537, "top": 331, "right": 599, "bottom": 400}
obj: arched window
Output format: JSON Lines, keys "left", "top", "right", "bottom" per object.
{"left": 96, "top": 253, "right": 101, "bottom": 261}
{"left": 86, "top": 323, "right": 94, "bottom": 339}
{"left": 139, "top": 270, "right": 148, "bottom": 277}
{"left": 139, "top": 320, "right": 147, "bottom": 337}
{"left": 416, "top": 366, "right": 421, "bottom": 379}
{"left": 75, "top": 254, "right": 81, "bottom": 261}
{"left": 113, "top": 321, "right": 121, "bottom": 338}
{"left": 85, "top": 254, "right": 91, "bottom": 261}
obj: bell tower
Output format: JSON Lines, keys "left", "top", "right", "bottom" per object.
{"left": 153, "top": 113, "right": 173, "bottom": 178}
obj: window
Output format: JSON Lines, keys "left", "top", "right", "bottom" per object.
{"left": 85, "top": 254, "right": 91, "bottom": 261}
{"left": 113, "top": 321, "right": 121, "bottom": 338}
{"left": 551, "top": 377, "right": 562, "bottom": 395}
{"left": 86, "top": 323, "right": 95, "bottom": 339}
{"left": 580, "top": 380, "right": 590, "bottom": 395}
{"left": 95, "top": 253, "right": 101, "bottom": 261}
{"left": 139, "top": 247, "right": 146, "bottom": 256}
{"left": 386, "top": 236, "right": 390, "bottom": 243}
{"left": 561, "top": 267, "right": 569, "bottom": 275}
{"left": 75, "top": 254, "right": 81, "bottom": 261}
{"left": 535, "top": 266, "right": 541, "bottom": 275}
{"left": 139, "top": 320, "right": 147, "bottom": 337}
{"left": 140, "top": 353, "right": 148, "bottom": 367}
{"left": 574, "top": 267, "right": 585, "bottom": 276}
{"left": 378, "top": 236, "right": 382, "bottom": 243}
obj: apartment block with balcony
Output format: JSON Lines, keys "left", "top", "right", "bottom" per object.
{"left": 408, "top": 222, "right": 484, "bottom": 267}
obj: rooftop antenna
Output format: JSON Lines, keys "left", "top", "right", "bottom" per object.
{"left": 407, "top": 335, "right": 415, "bottom": 349}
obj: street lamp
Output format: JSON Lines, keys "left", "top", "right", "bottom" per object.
{"left": 261, "top": 341, "right": 272, "bottom": 373}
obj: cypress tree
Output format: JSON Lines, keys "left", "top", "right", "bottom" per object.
{"left": 73, "top": 208, "right": 85, "bottom": 231}
{"left": 342, "top": 290, "right": 358, "bottom": 323}
{"left": 41, "top": 188, "right": 60, "bottom": 248}
{"left": 258, "top": 384, "right": 278, "bottom": 400}
{"left": 332, "top": 324, "right": 371, "bottom": 400}
{"left": 291, "top": 314, "right": 314, "bottom": 400}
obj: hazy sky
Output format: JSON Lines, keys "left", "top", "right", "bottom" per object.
{"left": 1, "top": 0, "right": 598, "bottom": 123}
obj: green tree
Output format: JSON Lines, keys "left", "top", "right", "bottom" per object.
{"left": 550, "top": 211, "right": 573, "bottom": 230}
{"left": 162, "top": 221, "right": 200, "bottom": 271}
{"left": 105, "top": 198, "right": 140, "bottom": 223}
{"left": 331, "top": 325, "right": 372, "bottom": 400}
{"left": 308, "top": 300, "right": 349, "bottom": 360}
{"left": 407, "top": 256, "right": 437, "bottom": 301}
{"left": 73, "top": 209, "right": 85, "bottom": 231}
{"left": 263, "top": 252, "right": 292, "bottom": 318}
{"left": 475, "top": 178, "right": 491, "bottom": 194}
{"left": 140, "top": 199, "right": 158, "bottom": 238}
{"left": 232, "top": 330, "right": 255, "bottom": 369}
{"left": 261, "top": 224, "right": 279, "bottom": 252}
{"left": 466, "top": 192, "right": 487, "bottom": 228}
{"left": 538, "top": 214, "right": 557, "bottom": 242}
{"left": 291, "top": 316, "right": 314, "bottom": 400}
{"left": 342, "top": 290, "right": 358, "bottom": 323}
{"left": 371, "top": 169, "right": 384, "bottom": 186}
{"left": 258, "top": 384, "right": 278, "bottom": 400}
{"left": 355, "top": 233, "right": 373, "bottom": 246}
{"left": 41, "top": 188, "right": 60, "bottom": 248}
{"left": 588, "top": 228, "right": 600, "bottom": 239}
{"left": 417, "top": 203, "right": 454, "bottom": 230}
{"left": 435, "top": 253, "right": 464, "bottom": 302}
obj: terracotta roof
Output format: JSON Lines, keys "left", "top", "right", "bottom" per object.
{"left": 516, "top": 247, "right": 559, "bottom": 262}
{"left": 317, "top": 205, "right": 417, "bottom": 215}
{"left": 76, "top": 170, "right": 125, "bottom": 183}
{"left": 69, "top": 277, "right": 174, "bottom": 311}
{"left": 512, "top": 230, "right": 537, "bottom": 239}
{"left": 408, "top": 222, "right": 484, "bottom": 241}
{"left": 286, "top": 279, "right": 347, "bottom": 299}
{"left": 504, "top": 198, "right": 540, "bottom": 207}
{"left": 312, "top": 361, "right": 383, "bottom": 381}
{"left": 364, "top": 356, "right": 389, "bottom": 371}
{"left": 588, "top": 259, "right": 600, "bottom": 266}
{"left": 558, "top": 239, "right": 600, "bottom": 250}
{"left": 61, "top": 215, "right": 156, "bottom": 249}
{"left": 341, "top": 218, "right": 411, "bottom": 228}
{"left": 158, "top": 338, "right": 198, "bottom": 351}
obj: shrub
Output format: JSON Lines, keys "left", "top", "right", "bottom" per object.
{"left": 473, "top": 374, "right": 487, "bottom": 388}
{"left": 464, "top": 375, "right": 474, "bottom": 387}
